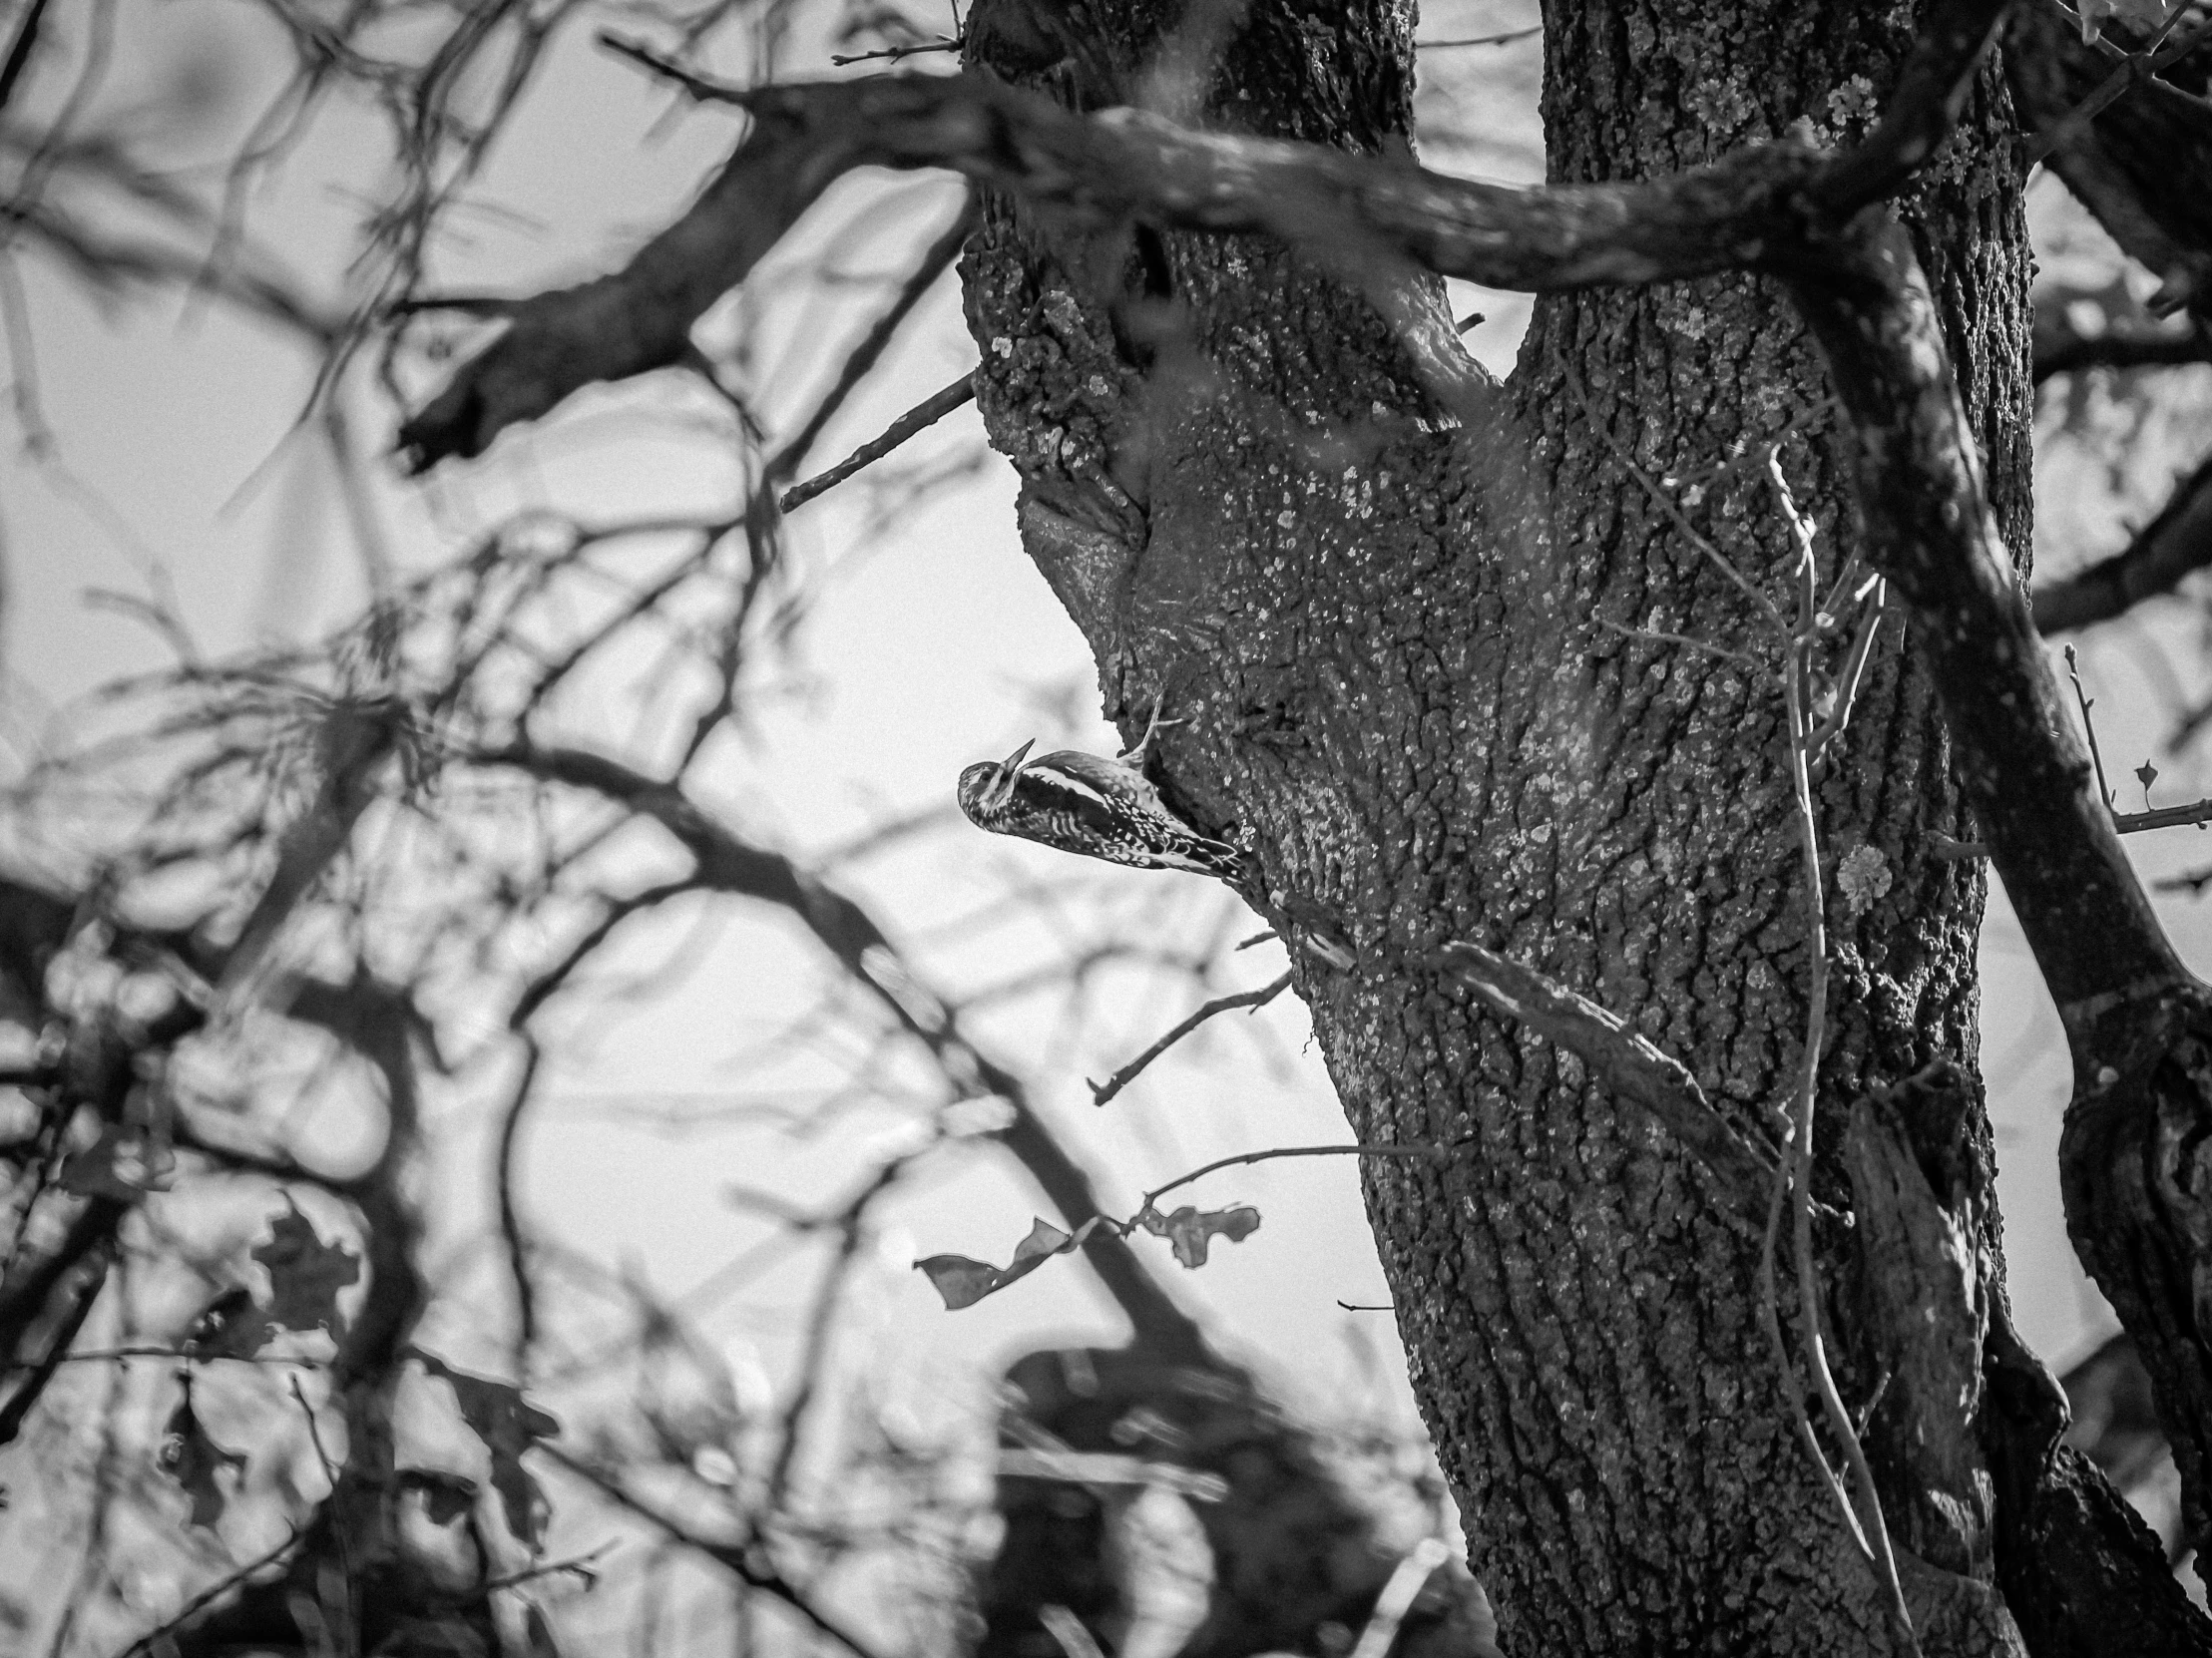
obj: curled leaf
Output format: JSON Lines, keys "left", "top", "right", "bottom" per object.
{"left": 1137, "top": 1203, "right": 1262, "bottom": 1269}
{"left": 915, "top": 1216, "right": 1099, "bottom": 1310}
{"left": 59, "top": 1127, "right": 174, "bottom": 1201}
{"left": 415, "top": 1351, "right": 562, "bottom": 1550}
{"left": 254, "top": 1198, "right": 361, "bottom": 1342}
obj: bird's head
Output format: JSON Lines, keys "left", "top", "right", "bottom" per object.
{"left": 957, "top": 740, "right": 1035, "bottom": 819}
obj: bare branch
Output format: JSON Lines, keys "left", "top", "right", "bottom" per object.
{"left": 2033, "top": 317, "right": 2212, "bottom": 381}
{"left": 395, "top": 97, "right": 871, "bottom": 470}
{"left": 1786, "top": 219, "right": 2187, "bottom": 1036}
{"left": 1436, "top": 942, "right": 1780, "bottom": 1214}
{"left": 2032, "top": 450, "right": 2212, "bottom": 630}
{"left": 544, "top": 1444, "right": 888, "bottom": 1658}
{"left": 778, "top": 373, "right": 977, "bottom": 514}
{"left": 830, "top": 37, "right": 963, "bottom": 67}
{"left": 2021, "top": 5, "right": 2212, "bottom": 165}
{"left": 1129, "top": 1140, "right": 1447, "bottom": 1217}
{"left": 412, "top": 2, "right": 2012, "bottom": 471}
{"left": 1089, "top": 972, "right": 1290, "bottom": 1106}
{"left": 2009, "top": 3, "right": 2212, "bottom": 317}
{"left": 1416, "top": 26, "right": 1542, "bottom": 49}
{"left": 112, "top": 1527, "right": 303, "bottom": 1658}
{"left": 765, "top": 195, "right": 976, "bottom": 484}
{"left": 0, "top": 0, "right": 51, "bottom": 115}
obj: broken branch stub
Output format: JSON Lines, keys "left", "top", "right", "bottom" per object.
{"left": 1437, "top": 942, "right": 1778, "bottom": 1213}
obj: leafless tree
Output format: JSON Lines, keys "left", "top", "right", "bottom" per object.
{"left": 8, "top": 0, "right": 2212, "bottom": 1654}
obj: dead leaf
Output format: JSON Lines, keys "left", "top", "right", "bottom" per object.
{"left": 160, "top": 1388, "right": 246, "bottom": 1529}
{"left": 914, "top": 1216, "right": 1099, "bottom": 1310}
{"left": 1136, "top": 1203, "right": 1262, "bottom": 1269}
{"left": 59, "top": 1126, "right": 174, "bottom": 1201}
{"left": 253, "top": 1199, "right": 360, "bottom": 1343}
{"left": 181, "top": 1286, "right": 267, "bottom": 1360}
{"left": 398, "top": 1466, "right": 481, "bottom": 1526}
{"left": 415, "top": 1352, "right": 562, "bottom": 1550}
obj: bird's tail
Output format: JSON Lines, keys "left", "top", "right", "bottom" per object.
{"left": 1191, "top": 838, "right": 1248, "bottom": 881}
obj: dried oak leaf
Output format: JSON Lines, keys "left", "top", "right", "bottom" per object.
{"left": 415, "top": 1351, "right": 562, "bottom": 1550}
{"left": 1137, "top": 1203, "right": 1262, "bottom": 1269}
{"left": 253, "top": 1198, "right": 360, "bottom": 1343}
{"left": 59, "top": 1126, "right": 174, "bottom": 1201}
{"left": 397, "top": 1466, "right": 481, "bottom": 1526}
{"left": 160, "top": 1389, "right": 246, "bottom": 1529}
{"left": 915, "top": 1216, "right": 1099, "bottom": 1310}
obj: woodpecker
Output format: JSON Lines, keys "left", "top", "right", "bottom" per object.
{"left": 957, "top": 738, "right": 1245, "bottom": 879}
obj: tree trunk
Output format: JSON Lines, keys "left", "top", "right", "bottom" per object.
{"left": 959, "top": 0, "right": 2195, "bottom": 1649}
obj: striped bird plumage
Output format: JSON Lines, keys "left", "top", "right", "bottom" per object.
{"left": 957, "top": 740, "right": 1244, "bottom": 878}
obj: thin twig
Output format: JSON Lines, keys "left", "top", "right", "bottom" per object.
{"left": 2024, "top": 8, "right": 2212, "bottom": 163}
{"left": 0, "top": 1345, "right": 328, "bottom": 1372}
{"left": 767, "top": 1159, "right": 906, "bottom": 1506}
{"left": 1090, "top": 973, "right": 1292, "bottom": 1105}
{"left": 0, "top": 0, "right": 52, "bottom": 114}
{"left": 1556, "top": 354, "right": 1786, "bottom": 632}
{"left": 778, "top": 373, "right": 977, "bottom": 513}
{"left": 829, "top": 35, "right": 962, "bottom": 66}
{"left": 1414, "top": 25, "right": 1542, "bottom": 48}
{"left": 1123, "top": 1140, "right": 1450, "bottom": 1220}
{"left": 544, "top": 1445, "right": 885, "bottom": 1658}
{"left": 115, "top": 1527, "right": 302, "bottom": 1658}
{"left": 1593, "top": 615, "right": 1767, "bottom": 675}
{"left": 600, "top": 35, "right": 748, "bottom": 105}
{"left": 765, "top": 197, "right": 976, "bottom": 484}
{"left": 288, "top": 1372, "right": 353, "bottom": 1601}
{"left": 1936, "top": 782, "right": 2212, "bottom": 861}
{"left": 2064, "top": 643, "right": 2114, "bottom": 807}
{"left": 470, "top": 1541, "right": 612, "bottom": 1596}
{"left": 1767, "top": 468, "right": 1920, "bottom": 1654}
{"left": 288, "top": 1375, "right": 340, "bottom": 1490}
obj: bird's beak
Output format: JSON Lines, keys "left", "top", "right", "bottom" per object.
{"left": 992, "top": 740, "right": 1034, "bottom": 809}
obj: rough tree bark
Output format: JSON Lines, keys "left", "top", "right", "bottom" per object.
{"left": 392, "top": 0, "right": 2212, "bottom": 1650}
{"left": 946, "top": 0, "right": 2180, "bottom": 1651}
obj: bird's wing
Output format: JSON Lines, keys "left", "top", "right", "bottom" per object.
{"left": 1035, "top": 749, "right": 1154, "bottom": 807}
{"left": 1021, "top": 766, "right": 1127, "bottom": 830}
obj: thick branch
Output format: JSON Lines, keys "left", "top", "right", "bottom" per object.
{"left": 2032, "top": 449, "right": 2212, "bottom": 631}
{"left": 2009, "top": 3, "right": 2212, "bottom": 317}
{"left": 395, "top": 106, "right": 873, "bottom": 470}
{"left": 2033, "top": 314, "right": 2212, "bottom": 382}
{"left": 1784, "top": 221, "right": 2187, "bottom": 1038}
{"left": 410, "top": 1, "right": 2014, "bottom": 470}
{"left": 1782, "top": 208, "right": 2212, "bottom": 1583}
